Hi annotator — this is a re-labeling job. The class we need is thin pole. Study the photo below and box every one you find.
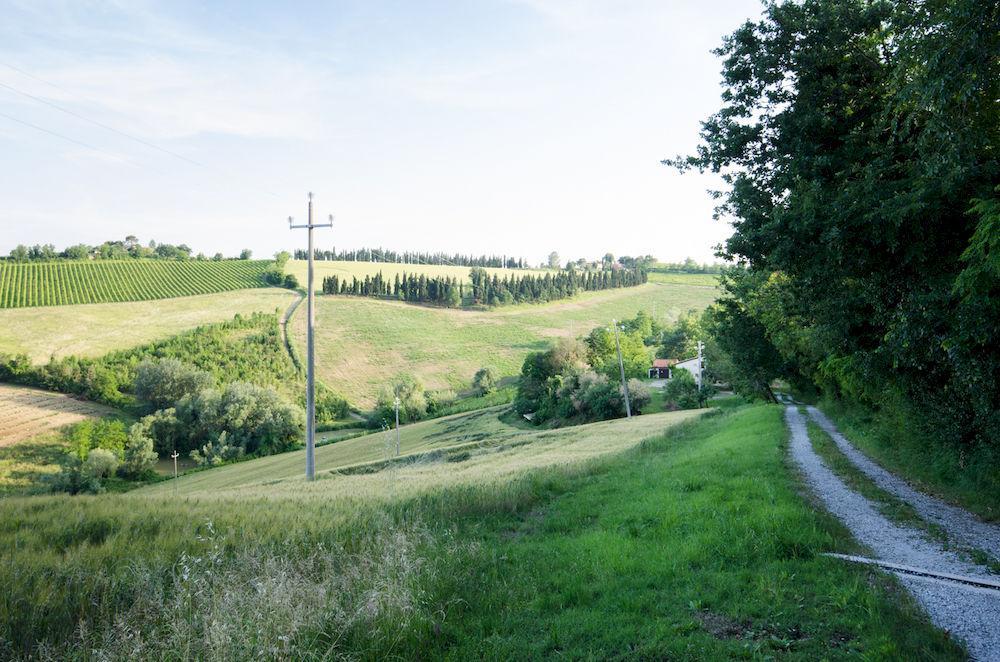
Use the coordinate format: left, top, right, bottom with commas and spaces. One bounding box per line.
612, 319, 631, 418
394, 396, 401, 456
306, 196, 315, 481
289, 193, 334, 481
171, 450, 179, 494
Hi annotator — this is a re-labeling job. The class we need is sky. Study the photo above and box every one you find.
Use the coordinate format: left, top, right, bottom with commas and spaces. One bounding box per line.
0, 0, 763, 266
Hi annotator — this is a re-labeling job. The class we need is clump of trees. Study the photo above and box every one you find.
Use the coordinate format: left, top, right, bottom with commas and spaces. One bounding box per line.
50, 418, 158, 494
295, 246, 527, 269
468, 266, 646, 306
369, 374, 428, 428
671, 0, 999, 448
473, 366, 499, 395
4, 236, 251, 262
323, 272, 462, 307
513, 310, 661, 427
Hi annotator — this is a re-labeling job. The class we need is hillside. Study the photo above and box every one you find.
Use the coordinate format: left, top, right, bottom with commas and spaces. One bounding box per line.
291, 275, 717, 406
0, 289, 295, 362
0, 259, 272, 308
0, 402, 961, 659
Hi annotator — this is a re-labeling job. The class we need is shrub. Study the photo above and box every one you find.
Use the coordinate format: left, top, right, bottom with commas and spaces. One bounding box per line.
190, 431, 245, 467
83, 448, 119, 479
625, 378, 651, 413
122, 423, 158, 477
663, 368, 701, 410
316, 388, 350, 424
472, 366, 499, 395
282, 274, 300, 289
370, 374, 427, 427
47, 455, 102, 495
134, 358, 213, 411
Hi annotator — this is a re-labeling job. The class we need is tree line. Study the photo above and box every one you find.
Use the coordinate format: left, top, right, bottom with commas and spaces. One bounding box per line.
322, 266, 647, 308
673, 0, 998, 452
6, 236, 254, 262
295, 246, 527, 269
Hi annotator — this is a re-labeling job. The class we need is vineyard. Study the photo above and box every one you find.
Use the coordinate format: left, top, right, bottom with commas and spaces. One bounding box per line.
0, 260, 271, 308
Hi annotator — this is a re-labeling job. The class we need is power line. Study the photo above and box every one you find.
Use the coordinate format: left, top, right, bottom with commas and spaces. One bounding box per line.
0, 61, 286, 200
0, 79, 206, 167
0, 109, 138, 166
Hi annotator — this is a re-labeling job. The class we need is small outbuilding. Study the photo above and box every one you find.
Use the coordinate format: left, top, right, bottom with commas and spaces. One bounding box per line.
648, 358, 677, 379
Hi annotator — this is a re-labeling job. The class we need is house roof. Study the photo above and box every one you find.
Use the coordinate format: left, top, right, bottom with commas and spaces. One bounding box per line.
651, 358, 677, 368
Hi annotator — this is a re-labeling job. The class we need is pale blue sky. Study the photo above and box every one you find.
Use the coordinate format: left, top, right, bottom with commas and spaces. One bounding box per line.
0, 0, 762, 264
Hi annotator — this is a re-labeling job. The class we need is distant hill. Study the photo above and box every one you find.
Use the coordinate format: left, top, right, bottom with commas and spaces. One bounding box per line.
0, 259, 272, 308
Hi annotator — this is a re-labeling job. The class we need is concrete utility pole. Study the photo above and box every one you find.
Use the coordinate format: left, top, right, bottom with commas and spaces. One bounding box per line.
612, 319, 632, 418
289, 193, 333, 481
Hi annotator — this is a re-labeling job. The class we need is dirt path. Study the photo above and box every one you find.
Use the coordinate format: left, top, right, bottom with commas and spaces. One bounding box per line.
807, 406, 1000, 563
784, 406, 1000, 660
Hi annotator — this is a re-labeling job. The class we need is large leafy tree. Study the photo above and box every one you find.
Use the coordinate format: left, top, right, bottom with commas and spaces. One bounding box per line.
674, 0, 999, 445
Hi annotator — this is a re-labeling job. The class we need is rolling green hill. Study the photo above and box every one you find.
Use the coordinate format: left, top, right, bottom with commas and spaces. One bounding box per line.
291, 277, 718, 406
0, 289, 296, 362
0, 259, 272, 308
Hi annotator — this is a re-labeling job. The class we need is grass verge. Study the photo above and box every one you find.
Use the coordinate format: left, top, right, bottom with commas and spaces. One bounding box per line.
819, 397, 1000, 523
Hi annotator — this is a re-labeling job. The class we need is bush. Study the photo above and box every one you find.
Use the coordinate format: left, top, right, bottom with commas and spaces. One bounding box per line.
48, 455, 102, 495
190, 431, 245, 467
663, 369, 702, 410
134, 358, 214, 411
370, 374, 427, 427
625, 378, 651, 413
315, 388, 350, 424
66, 419, 128, 461
122, 424, 158, 477
282, 274, 299, 289
83, 448, 119, 479
472, 366, 499, 395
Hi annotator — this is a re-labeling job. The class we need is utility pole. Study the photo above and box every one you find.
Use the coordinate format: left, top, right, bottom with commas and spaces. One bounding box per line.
696, 340, 705, 391
612, 319, 632, 418
394, 396, 401, 456
289, 193, 333, 481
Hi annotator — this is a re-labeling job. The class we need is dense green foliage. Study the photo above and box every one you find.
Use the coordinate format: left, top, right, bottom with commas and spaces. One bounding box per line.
675, 0, 999, 445
468, 266, 647, 306
0, 313, 348, 421
369, 374, 428, 428
472, 366, 499, 395
0, 405, 962, 659
0, 259, 272, 308
5, 235, 228, 262
134, 382, 304, 461
322, 266, 647, 308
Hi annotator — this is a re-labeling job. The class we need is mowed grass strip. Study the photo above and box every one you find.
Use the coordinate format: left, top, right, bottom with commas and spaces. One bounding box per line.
292, 279, 718, 407
0, 259, 272, 309
0, 288, 296, 362
0, 404, 962, 659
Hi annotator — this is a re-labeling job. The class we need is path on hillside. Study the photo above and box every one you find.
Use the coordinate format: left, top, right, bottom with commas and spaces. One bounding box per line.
784, 406, 1000, 660
279, 291, 305, 371
806, 406, 1000, 563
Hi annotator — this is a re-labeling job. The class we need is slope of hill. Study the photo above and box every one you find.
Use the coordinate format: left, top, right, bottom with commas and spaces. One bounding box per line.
0, 259, 272, 308
0, 288, 295, 362
0, 403, 961, 659
291, 278, 717, 406
139, 406, 705, 496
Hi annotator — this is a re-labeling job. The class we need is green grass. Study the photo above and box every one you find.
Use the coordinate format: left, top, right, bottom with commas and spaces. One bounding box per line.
0, 259, 274, 309
0, 432, 65, 497
292, 279, 717, 407
0, 288, 296, 362
138, 406, 705, 496
0, 403, 961, 659
819, 397, 1000, 523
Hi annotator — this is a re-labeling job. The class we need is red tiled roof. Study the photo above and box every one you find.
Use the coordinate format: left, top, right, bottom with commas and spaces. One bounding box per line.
652, 358, 677, 368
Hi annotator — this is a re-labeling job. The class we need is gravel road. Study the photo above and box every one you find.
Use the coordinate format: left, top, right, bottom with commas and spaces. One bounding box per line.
807, 406, 1000, 563
784, 406, 1000, 660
